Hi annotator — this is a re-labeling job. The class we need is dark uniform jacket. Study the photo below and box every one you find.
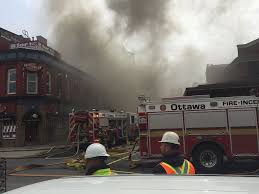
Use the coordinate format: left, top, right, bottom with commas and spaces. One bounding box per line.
152, 153, 184, 174
85, 163, 110, 175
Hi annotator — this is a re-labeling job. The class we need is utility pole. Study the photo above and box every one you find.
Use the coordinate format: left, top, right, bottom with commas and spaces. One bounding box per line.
0, 158, 6, 193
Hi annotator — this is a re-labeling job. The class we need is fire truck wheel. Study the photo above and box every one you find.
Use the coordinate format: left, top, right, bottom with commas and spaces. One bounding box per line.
192, 144, 223, 173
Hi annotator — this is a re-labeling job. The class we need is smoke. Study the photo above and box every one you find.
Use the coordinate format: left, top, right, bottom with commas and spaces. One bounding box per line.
107, 0, 176, 34
43, 0, 259, 110
44, 0, 175, 110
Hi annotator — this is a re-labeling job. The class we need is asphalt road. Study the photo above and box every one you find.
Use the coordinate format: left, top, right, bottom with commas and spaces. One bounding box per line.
6, 158, 81, 191
4, 154, 259, 191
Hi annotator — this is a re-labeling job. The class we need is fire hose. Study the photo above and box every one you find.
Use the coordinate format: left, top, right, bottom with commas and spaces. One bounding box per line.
128, 138, 140, 169
8, 130, 140, 176
44, 125, 81, 160
7, 126, 82, 175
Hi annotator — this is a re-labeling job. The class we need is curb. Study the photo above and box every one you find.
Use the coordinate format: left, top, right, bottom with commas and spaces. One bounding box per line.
0, 145, 67, 152
1, 151, 49, 159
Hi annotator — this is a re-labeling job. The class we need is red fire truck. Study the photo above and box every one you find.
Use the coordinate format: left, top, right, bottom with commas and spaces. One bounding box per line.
68, 110, 138, 148
137, 95, 259, 172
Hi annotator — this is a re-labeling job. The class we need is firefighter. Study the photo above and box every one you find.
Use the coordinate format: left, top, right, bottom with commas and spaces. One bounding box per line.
84, 143, 114, 176
153, 131, 195, 175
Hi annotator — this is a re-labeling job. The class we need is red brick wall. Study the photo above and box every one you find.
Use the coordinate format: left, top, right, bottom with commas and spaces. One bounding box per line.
2, 63, 16, 97
16, 103, 25, 146
0, 38, 10, 51
0, 61, 92, 106
0, 62, 58, 97
0, 64, 4, 96
16, 63, 24, 96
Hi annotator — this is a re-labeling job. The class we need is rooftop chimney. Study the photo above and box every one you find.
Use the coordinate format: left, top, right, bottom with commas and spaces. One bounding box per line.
36, 36, 47, 45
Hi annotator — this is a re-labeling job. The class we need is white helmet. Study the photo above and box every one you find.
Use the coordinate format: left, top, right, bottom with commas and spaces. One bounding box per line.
84, 143, 110, 159
159, 131, 180, 145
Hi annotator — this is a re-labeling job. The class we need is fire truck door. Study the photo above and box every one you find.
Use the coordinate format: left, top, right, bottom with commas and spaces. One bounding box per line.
147, 112, 184, 156
228, 108, 259, 155
184, 110, 228, 155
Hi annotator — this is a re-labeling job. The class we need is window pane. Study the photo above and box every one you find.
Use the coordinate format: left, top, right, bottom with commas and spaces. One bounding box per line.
9, 69, 16, 81
28, 82, 36, 93
9, 83, 16, 93
7, 69, 16, 94
27, 72, 38, 94
27, 73, 37, 81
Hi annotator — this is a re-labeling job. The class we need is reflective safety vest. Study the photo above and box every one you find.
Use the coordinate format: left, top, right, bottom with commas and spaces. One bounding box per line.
159, 160, 195, 175
93, 168, 113, 176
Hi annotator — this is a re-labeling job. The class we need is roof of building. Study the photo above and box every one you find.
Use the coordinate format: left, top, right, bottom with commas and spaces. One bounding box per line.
237, 37, 259, 48
0, 48, 95, 81
184, 81, 259, 96
0, 27, 96, 82
0, 27, 24, 42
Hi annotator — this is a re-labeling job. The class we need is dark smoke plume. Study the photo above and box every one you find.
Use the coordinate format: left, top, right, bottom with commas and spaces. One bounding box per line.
45, 0, 176, 111
107, 0, 174, 34
43, 0, 248, 110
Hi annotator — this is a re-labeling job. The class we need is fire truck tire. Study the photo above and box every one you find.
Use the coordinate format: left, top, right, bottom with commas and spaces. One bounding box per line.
192, 144, 223, 173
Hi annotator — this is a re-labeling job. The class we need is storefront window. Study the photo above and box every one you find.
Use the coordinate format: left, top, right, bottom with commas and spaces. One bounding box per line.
1, 119, 16, 139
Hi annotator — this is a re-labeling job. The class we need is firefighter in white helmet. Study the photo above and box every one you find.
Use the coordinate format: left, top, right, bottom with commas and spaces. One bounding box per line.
84, 143, 114, 176
153, 131, 195, 175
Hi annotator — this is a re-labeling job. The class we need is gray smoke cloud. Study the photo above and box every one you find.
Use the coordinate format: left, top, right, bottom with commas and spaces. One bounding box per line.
43, 0, 259, 110
107, 0, 175, 34
44, 0, 176, 111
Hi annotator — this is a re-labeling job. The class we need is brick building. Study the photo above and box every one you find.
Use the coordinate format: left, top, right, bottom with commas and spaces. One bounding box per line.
184, 38, 259, 97
0, 28, 102, 147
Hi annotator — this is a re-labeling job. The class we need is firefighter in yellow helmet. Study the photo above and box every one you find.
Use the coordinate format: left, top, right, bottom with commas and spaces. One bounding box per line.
84, 143, 115, 176
153, 131, 195, 175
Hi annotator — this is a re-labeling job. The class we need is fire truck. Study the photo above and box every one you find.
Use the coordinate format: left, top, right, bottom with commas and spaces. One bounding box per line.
137, 95, 259, 172
68, 110, 138, 148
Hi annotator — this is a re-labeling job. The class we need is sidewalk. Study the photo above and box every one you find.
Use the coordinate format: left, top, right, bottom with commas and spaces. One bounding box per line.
0, 144, 67, 159
0, 150, 46, 159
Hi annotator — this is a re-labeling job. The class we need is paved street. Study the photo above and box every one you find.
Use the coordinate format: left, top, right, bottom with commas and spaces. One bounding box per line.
2, 145, 259, 191
6, 158, 81, 191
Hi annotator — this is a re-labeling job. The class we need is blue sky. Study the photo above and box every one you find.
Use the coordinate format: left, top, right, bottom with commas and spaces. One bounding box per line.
0, 0, 46, 37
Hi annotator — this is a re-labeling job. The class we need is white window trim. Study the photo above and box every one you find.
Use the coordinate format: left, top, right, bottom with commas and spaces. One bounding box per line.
26, 72, 38, 94
7, 69, 16, 95
47, 72, 52, 94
